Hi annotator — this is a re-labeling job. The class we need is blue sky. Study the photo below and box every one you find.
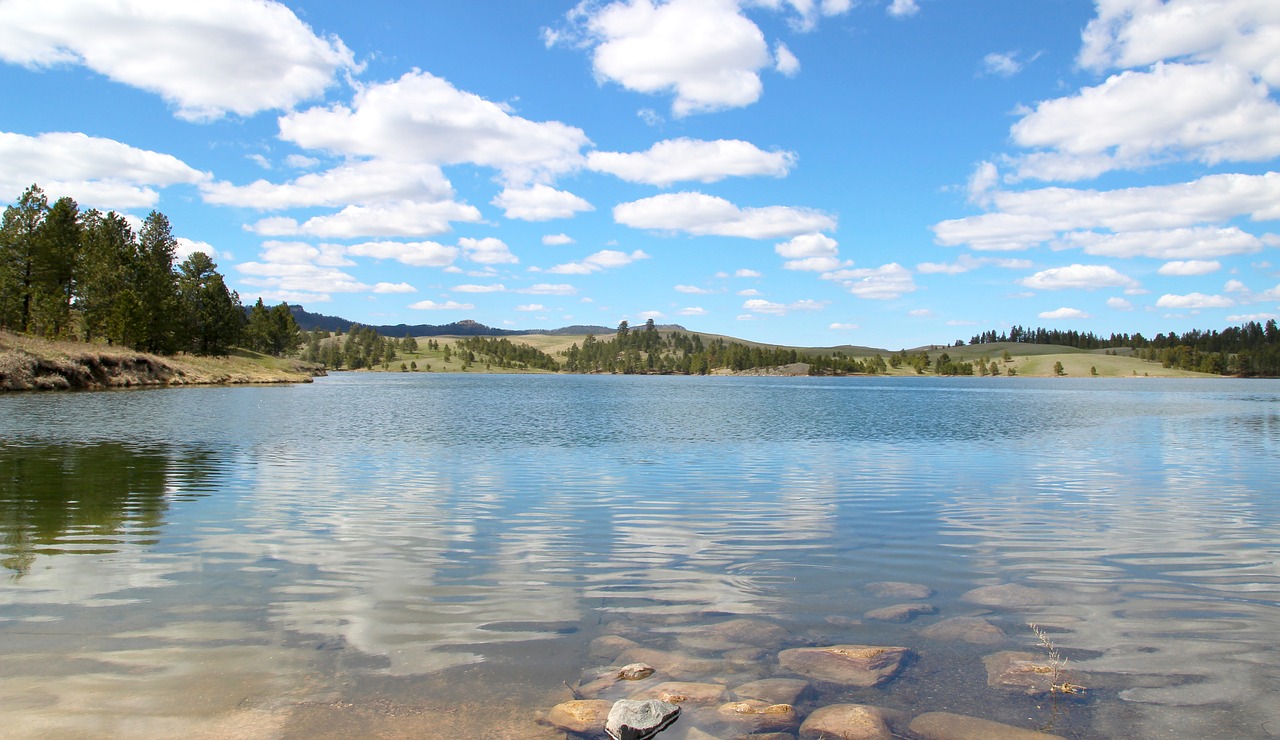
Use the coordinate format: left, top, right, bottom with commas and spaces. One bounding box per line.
2, 0, 1278, 349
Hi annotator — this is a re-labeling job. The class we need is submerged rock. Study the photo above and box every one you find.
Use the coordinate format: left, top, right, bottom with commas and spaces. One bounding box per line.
864, 603, 937, 623
632, 681, 728, 707
546, 699, 612, 734
592, 635, 642, 661
909, 711, 1065, 739
982, 651, 1062, 695
777, 645, 910, 687
865, 581, 934, 599
798, 703, 906, 739
715, 700, 798, 733
606, 699, 681, 740
961, 583, 1054, 608
616, 647, 720, 680
677, 618, 789, 652
732, 677, 811, 705
618, 662, 656, 681
919, 616, 1007, 645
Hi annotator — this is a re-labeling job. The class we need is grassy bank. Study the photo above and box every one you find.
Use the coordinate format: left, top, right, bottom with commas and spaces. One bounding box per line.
0, 331, 322, 391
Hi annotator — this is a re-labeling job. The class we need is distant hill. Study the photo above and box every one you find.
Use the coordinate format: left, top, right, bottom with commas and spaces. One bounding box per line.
285, 305, 686, 338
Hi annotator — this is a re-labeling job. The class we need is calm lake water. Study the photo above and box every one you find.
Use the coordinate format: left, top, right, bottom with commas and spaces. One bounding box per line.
2, 374, 1279, 738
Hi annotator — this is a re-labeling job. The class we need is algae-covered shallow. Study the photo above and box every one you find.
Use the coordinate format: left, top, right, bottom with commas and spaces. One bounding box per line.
1, 374, 1278, 738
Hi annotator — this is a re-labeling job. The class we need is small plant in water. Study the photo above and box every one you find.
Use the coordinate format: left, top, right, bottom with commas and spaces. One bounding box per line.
1030, 623, 1085, 696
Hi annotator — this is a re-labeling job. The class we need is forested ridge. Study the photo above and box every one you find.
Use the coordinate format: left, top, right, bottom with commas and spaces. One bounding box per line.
970, 323, 1280, 376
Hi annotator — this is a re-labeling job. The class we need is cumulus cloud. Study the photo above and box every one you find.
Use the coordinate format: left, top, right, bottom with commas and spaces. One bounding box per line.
1155, 292, 1235, 309
774, 42, 800, 76
236, 261, 371, 296
775, 233, 850, 271
346, 240, 459, 267
916, 254, 1032, 274
452, 283, 507, 293
679, 306, 707, 316
1039, 307, 1092, 319
675, 285, 715, 294
492, 184, 593, 221
0, 0, 357, 121
373, 282, 416, 294
981, 51, 1033, 78
542, 233, 576, 245
279, 70, 590, 185
557, 0, 771, 117
515, 303, 546, 312
587, 138, 795, 186
822, 263, 918, 299
408, 299, 475, 311
459, 237, 519, 265
736, 269, 763, 278
742, 298, 827, 316
202, 160, 454, 210
887, 0, 920, 18
545, 249, 650, 274
175, 238, 219, 262
519, 283, 578, 295
1158, 259, 1222, 276
1107, 297, 1134, 311
249, 200, 483, 238
615, 191, 836, 238
1018, 264, 1139, 291
0, 131, 208, 209
829, 322, 859, 330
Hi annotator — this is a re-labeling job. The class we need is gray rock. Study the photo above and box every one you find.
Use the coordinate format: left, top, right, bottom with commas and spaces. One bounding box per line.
732, 677, 811, 705
961, 584, 1054, 607
606, 699, 682, 740
919, 616, 1007, 644
982, 651, 1061, 695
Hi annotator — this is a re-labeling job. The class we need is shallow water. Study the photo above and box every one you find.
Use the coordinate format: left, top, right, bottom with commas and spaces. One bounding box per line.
2, 374, 1279, 738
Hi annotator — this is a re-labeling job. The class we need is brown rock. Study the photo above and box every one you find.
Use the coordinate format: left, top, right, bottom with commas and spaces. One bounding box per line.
546, 699, 611, 734
732, 677, 811, 705
909, 711, 1065, 739
617, 647, 721, 681
632, 681, 729, 707
677, 618, 790, 652
618, 662, 656, 681
961, 584, 1054, 608
716, 700, 798, 733
798, 704, 905, 739
864, 603, 937, 623
865, 581, 934, 599
777, 645, 910, 687
919, 616, 1007, 645
825, 615, 862, 628
982, 651, 1060, 695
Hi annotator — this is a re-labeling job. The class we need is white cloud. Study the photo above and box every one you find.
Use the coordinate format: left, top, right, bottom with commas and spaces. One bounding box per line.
0, 0, 357, 121
515, 303, 546, 312
0, 131, 208, 209
257, 240, 352, 266
887, 0, 920, 18
1155, 292, 1235, 309
776, 233, 838, 259
174, 238, 219, 262
460, 237, 519, 265
908, 308, 934, 317
1158, 259, 1222, 276
738, 288, 762, 296
615, 191, 835, 238
981, 51, 1027, 78
519, 283, 578, 295
1228, 312, 1280, 322
736, 269, 763, 278
822, 263, 918, 300
347, 240, 459, 267
279, 70, 589, 185
546, 249, 650, 275
251, 200, 483, 238
1039, 307, 1092, 319
587, 138, 795, 186
916, 254, 1032, 274
1018, 264, 1139, 291
285, 154, 320, 169
1107, 297, 1134, 311
774, 42, 800, 77
202, 160, 454, 210
563, 0, 771, 117
829, 322, 859, 330
784, 257, 850, 272
237, 261, 371, 296
452, 283, 507, 293
679, 306, 707, 316
967, 160, 1000, 206
542, 233, 575, 245
408, 299, 475, 311
742, 298, 826, 316
675, 285, 715, 294
373, 282, 416, 294
1009, 62, 1280, 180
637, 310, 665, 320
492, 184, 593, 221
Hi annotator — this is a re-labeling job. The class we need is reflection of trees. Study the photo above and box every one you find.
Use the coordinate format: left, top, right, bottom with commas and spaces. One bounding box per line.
0, 443, 194, 578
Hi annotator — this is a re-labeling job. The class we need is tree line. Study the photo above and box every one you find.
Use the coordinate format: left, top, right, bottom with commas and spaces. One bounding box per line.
970, 321, 1280, 376
1, 184, 301, 357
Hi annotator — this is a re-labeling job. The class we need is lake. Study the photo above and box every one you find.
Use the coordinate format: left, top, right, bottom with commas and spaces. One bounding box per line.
2, 374, 1279, 738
